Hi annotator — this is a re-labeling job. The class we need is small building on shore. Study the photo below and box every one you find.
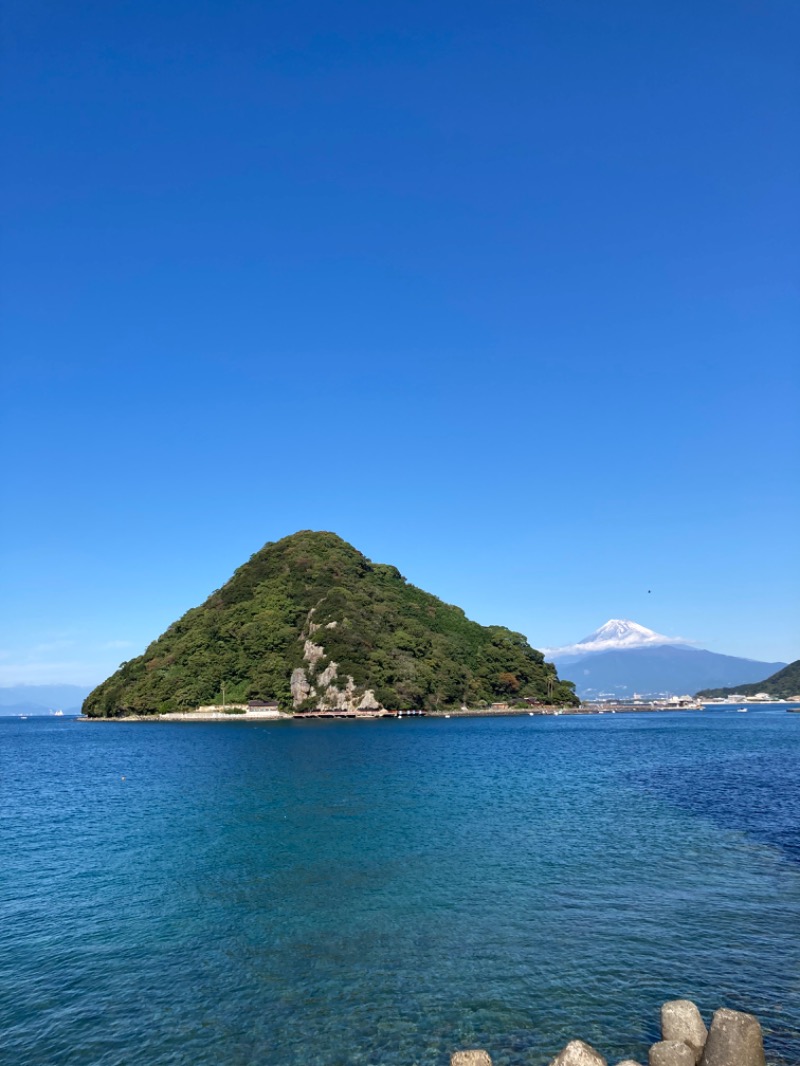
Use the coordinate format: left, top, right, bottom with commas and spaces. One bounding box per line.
247, 699, 280, 712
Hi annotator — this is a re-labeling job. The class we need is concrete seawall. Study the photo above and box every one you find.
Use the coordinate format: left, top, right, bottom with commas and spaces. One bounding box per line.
79, 710, 290, 721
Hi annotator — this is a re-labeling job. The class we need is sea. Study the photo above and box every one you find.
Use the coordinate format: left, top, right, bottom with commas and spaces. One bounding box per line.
1, 707, 799, 1066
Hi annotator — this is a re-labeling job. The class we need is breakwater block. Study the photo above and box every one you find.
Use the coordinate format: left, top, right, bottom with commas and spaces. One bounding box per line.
452, 1000, 768, 1066
661, 1001, 708, 1063
650, 1041, 695, 1066
549, 1039, 607, 1066
699, 1008, 766, 1066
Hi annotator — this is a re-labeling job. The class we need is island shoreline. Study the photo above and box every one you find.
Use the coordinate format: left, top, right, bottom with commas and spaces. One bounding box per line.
77, 703, 716, 722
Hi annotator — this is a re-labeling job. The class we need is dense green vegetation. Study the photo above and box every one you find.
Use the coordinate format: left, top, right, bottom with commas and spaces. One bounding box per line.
83, 531, 577, 717
698, 658, 800, 699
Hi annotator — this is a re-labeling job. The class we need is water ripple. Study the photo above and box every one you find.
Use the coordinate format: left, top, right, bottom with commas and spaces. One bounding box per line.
1, 711, 798, 1064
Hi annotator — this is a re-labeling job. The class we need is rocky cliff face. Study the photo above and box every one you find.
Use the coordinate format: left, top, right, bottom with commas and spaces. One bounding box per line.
291, 611, 382, 711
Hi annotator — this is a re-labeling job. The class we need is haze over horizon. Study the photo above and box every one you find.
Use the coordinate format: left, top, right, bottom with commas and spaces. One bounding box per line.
2, 2, 798, 685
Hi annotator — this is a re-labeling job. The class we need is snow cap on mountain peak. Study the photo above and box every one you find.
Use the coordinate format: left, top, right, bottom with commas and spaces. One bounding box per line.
579, 619, 664, 646
545, 619, 691, 659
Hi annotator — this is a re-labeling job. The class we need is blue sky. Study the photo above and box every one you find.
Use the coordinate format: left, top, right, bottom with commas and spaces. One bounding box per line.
2, 0, 798, 685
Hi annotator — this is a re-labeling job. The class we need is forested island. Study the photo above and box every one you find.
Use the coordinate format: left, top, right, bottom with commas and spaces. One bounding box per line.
698, 657, 800, 700
83, 531, 577, 718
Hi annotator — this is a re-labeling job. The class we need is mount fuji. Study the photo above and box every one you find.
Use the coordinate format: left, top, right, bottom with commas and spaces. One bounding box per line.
546, 619, 688, 661
546, 620, 786, 699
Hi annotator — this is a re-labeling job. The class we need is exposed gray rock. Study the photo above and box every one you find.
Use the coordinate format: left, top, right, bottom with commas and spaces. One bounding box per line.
616, 1061, 644, 1066
700, 1008, 765, 1066
303, 638, 325, 666
550, 1040, 608, 1066
317, 676, 357, 710
290, 667, 310, 706
661, 1000, 707, 1062
317, 661, 338, 688
294, 619, 384, 712
451, 1053, 492, 1066
649, 1042, 695, 1066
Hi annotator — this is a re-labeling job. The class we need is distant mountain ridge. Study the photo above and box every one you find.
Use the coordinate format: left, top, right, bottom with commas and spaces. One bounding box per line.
698, 659, 800, 700
549, 620, 786, 699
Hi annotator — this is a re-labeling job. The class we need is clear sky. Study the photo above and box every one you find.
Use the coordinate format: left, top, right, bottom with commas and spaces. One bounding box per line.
2, 0, 798, 686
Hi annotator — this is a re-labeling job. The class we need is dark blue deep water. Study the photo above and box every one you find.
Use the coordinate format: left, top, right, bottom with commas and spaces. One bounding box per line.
1, 709, 799, 1065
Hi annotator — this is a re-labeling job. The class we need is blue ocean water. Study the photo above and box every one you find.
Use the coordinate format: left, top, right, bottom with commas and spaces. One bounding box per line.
1, 709, 798, 1066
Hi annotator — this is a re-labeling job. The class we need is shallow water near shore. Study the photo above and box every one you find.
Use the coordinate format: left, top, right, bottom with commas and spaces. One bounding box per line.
1, 709, 799, 1065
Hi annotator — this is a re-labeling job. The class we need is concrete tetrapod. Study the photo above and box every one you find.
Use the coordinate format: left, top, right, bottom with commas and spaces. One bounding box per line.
449, 1000, 771, 1066
699, 1008, 766, 1066
661, 1001, 708, 1064
649, 1041, 696, 1066
549, 1039, 608, 1066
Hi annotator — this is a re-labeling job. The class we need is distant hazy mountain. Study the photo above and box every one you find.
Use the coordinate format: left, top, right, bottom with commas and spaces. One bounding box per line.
548, 620, 786, 699
0, 684, 91, 715
698, 658, 800, 700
